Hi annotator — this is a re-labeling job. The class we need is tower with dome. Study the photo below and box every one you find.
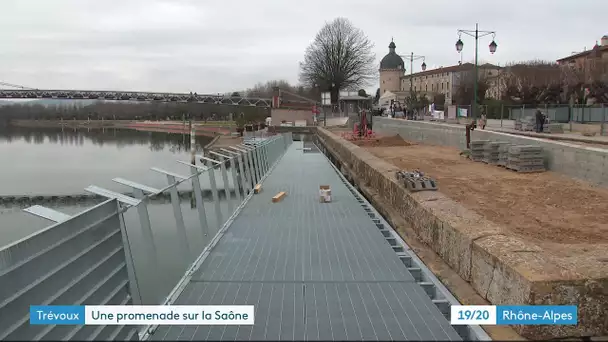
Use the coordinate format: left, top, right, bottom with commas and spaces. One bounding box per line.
379, 39, 405, 96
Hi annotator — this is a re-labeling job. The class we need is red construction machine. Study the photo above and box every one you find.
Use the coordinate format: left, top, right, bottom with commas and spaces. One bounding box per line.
341, 110, 376, 141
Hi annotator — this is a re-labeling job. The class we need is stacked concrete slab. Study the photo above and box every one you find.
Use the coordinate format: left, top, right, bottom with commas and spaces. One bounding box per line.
469, 140, 489, 161
482, 141, 511, 164
547, 123, 564, 133
497, 142, 512, 166
507, 145, 546, 172
514, 117, 536, 131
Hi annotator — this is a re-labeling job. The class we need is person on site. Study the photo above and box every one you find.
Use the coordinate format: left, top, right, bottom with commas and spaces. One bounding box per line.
479, 113, 487, 130
535, 110, 543, 133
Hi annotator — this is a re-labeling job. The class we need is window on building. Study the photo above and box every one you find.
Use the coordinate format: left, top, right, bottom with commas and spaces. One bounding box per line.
425, 84, 428, 91
442, 83, 444, 90
447, 82, 450, 89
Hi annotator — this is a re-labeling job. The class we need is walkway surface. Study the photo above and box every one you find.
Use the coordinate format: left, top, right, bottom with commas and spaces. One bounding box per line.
150, 142, 462, 341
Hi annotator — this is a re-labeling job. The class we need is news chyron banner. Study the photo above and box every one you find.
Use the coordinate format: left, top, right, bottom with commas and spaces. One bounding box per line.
450, 305, 577, 325
30, 306, 255, 325
30, 304, 577, 326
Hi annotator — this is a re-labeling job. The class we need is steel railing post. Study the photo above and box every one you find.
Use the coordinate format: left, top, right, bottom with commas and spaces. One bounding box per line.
222, 148, 248, 199
131, 188, 159, 292
189, 166, 210, 240
246, 148, 258, 185
166, 174, 191, 264
204, 158, 224, 232
217, 155, 234, 214
252, 146, 262, 182
228, 154, 243, 202
117, 210, 144, 306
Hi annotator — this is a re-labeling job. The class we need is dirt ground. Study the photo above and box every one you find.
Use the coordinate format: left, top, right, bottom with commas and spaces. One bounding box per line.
351, 135, 415, 147
360, 138, 608, 247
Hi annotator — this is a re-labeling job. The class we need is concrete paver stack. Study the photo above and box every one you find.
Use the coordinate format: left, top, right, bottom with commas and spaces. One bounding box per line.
506, 145, 546, 172
547, 123, 564, 133
482, 141, 510, 165
497, 142, 512, 166
469, 140, 489, 161
514, 117, 536, 131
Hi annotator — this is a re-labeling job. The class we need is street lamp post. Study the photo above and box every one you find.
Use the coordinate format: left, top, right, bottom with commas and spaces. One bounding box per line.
399, 53, 427, 117
407, 52, 427, 96
455, 23, 497, 120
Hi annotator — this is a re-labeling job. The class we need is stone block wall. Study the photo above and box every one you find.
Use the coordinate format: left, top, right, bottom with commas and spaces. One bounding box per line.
371, 117, 608, 186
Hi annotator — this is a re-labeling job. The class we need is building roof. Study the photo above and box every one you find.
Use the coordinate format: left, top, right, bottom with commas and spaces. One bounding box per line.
400, 62, 501, 78
557, 44, 608, 62
380, 40, 405, 70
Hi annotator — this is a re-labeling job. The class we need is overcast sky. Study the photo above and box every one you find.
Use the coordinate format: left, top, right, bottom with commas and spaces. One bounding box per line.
0, 0, 605, 95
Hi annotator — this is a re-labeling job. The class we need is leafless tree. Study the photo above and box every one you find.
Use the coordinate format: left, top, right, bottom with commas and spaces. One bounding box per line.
453, 71, 490, 106
498, 60, 563, 104
244, 80, 295, 98
498, 59, 608, 105
299, 17, 375, 104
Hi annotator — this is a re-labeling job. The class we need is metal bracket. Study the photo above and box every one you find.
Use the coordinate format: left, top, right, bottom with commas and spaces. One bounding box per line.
219, 148, 240, 156
150, 167, 188, 180
209, 151, 231, 160
177, 160, 209, 171
197, 155, 221, 165
112, 178, 161, 194
228, 146, 248, 153
23, 205, 71, 223
85, 185, 141, 206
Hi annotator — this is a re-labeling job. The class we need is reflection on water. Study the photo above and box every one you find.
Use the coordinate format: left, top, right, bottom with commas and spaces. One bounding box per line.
0, 126, 215, 196
0, 126, 246, 303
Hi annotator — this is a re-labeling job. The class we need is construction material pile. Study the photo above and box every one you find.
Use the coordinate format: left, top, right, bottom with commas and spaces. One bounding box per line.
506, 145, 546, 173
497, 142, 512, 166
395, 170, 438, 192
469, 140, 490, 161
482, 141, 511, 165
547, 123, 564, 133
514, 117, 536, 131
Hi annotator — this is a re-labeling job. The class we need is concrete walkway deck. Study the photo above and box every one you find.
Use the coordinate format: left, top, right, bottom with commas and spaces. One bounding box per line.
150, 142, 462, 341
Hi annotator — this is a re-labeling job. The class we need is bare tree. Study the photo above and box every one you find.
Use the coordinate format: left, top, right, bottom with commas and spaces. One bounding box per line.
244, 80, 295, 98
453, 71, 490, 106
498, 60, 563, 105
299, 17, 375, 104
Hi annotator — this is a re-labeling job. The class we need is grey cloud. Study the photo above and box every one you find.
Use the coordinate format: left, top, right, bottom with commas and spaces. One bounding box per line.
0, 0, 606, 94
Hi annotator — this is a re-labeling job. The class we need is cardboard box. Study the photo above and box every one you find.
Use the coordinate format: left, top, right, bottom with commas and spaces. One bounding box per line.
254, 184, 262, 194
319, 185, 332, 203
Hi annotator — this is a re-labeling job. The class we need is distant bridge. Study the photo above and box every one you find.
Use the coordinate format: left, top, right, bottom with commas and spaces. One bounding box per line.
0, 89, 273, 107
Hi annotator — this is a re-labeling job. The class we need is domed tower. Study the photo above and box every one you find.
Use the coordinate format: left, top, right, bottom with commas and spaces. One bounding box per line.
379, 39, 405, 96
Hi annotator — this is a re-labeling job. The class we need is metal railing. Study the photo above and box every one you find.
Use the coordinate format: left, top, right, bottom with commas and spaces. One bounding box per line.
0, 133, 293, 340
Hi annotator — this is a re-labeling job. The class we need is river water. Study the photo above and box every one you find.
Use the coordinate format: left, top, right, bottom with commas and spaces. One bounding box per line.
0, 126, 244, 303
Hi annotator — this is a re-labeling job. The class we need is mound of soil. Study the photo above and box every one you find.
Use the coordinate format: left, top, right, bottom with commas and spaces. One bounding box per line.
352, 134, 414, 147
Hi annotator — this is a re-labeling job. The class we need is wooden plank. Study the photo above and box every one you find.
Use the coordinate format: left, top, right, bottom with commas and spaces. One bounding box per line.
272, 191, 287, 203
254, 184, 262, 194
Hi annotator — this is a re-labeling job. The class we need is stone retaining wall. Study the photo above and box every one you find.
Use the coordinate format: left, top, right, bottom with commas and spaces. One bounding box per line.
316, 128, 608, 340
371, 117, 608, 186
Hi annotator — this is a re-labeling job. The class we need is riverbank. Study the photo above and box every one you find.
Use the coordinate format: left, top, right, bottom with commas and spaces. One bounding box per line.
10, 119, 236, 137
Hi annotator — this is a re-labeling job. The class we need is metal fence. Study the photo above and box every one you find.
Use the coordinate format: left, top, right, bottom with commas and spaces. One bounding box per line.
0, 133, 293, 340
441, 104, 608, 124
505, 104, 608, 123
